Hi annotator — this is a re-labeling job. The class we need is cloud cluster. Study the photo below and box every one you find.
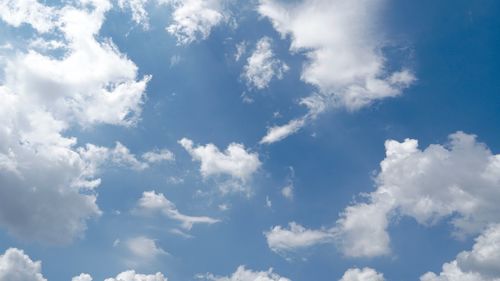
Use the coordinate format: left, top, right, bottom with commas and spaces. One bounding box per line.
136, 190, 220, 229
339, 268, 385, 281
0, 0, 150, 243
263, 132, 500, 263
243, 37, 288, 90
0, 248, 46, 281
257, 0, 415, 143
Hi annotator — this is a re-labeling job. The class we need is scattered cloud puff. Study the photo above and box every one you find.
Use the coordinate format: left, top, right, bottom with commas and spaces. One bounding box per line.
243, 37, 288, 90
264, 222, 334, 254
125, 236, 168, 260
0, 0, 150, 243
260, 117, 306, 145
166, 0, 230, 45
420, 224, 500, 281
118, 0, 150, 28
199, 265, 291, 281
257, 0, 415, 143
0, 248, 46, 281
104, 270, 168, 281
234, 41, 247, 61
281, 185, 293, 200
339, 268, 385, 281
179, 138, 261, 194
72, 273, 93, 281
136, 190, 220, 229
142, 148, 175, 163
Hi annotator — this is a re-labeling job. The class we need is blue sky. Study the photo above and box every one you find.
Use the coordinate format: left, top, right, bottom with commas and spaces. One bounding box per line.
0, 0, 500, 281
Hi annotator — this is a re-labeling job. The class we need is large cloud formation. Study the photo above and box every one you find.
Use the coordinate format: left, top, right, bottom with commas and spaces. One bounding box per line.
264, 132, 500, 260
258, 0, 415, 143
0, 0, 150, 243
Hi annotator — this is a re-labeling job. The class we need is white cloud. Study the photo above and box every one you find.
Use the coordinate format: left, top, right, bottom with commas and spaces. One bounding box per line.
178, 138, 261, 193
166, 0, 229, 45
199, 265, 291, 281
257, 0, 415, 143
260, 117, 306, 145
243, 37, 288, 90
340, 268, 385, 281
258, 0, 415, 111
118, 0, 150, 28
281, 185, 293, 200
72, 273, 93, 281
234, 41, 247, 61
264, 222, 334, 254
142, 149, 175, 163
420, 224, 500, 281
335, 132, 500, 257
125, 236, 167, 260
104, 270, 168, 281
0, 248, 47, 281
136, 190, 220, 229
0, 0, 151, 243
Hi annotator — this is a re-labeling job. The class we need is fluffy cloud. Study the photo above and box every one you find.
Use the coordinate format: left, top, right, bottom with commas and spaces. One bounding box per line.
118, 0, 150, 28
72, 274, 93, 281
179, 138, 261, 193
0, 0, 150, 243
0, 248, 47, 281
166, 0, 230, 45
125, 236, 167, 260
257, 0, 415, 143
264, 132, 500, 259
335, 132, 500, 257
420, 224, 500, 281
104, 271, 168, 281
264, 222, 333, 254
243, 37, 288, 90
339, 268, 385, 281
200, 265, 291, 281
136, 190, 220, 229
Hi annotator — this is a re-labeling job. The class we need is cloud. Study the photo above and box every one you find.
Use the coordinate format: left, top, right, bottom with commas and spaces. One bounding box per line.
420, 224, 500, 281
136, 190, 220, 229
339, 268, 385, 281
142, 149, 175, 163
198, 265, 291, 281
166, 0, 230, 45
243, 37, 288, 90
257, 0, 415, 143
72, 274, 93, 281
0, 0, 151, 243
234, 41, 247, 61
103, 270, 168, 281
281, 185, 293, 200
264, 222, 334, 254
178, 138, 261, 193
335, 132, 500, 257
0, 248, 47, 281
260, 118, 306, 145
125, 236, 168, 260
118, 0, 150, 28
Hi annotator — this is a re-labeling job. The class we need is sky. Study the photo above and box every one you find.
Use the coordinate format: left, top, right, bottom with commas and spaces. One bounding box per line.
0, 0, 499, 281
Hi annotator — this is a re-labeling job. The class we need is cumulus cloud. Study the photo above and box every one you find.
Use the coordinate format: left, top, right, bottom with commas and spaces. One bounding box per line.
257, 0, 415, 143
335, 132, 500, 257
104, 270, 168, 281
136, 190, 220, 229
264, 222, 334, 254
420, 224, 500, 281
0, 248, 47, 281
125, 236, 168, 260
166, 0, 230, 45
243, 37, 288, 90
72, 273, 93, 281
199, 265, 291, 281
0, 0, 151, 243
340, 268, 385, 281
179, 138, 261, 193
